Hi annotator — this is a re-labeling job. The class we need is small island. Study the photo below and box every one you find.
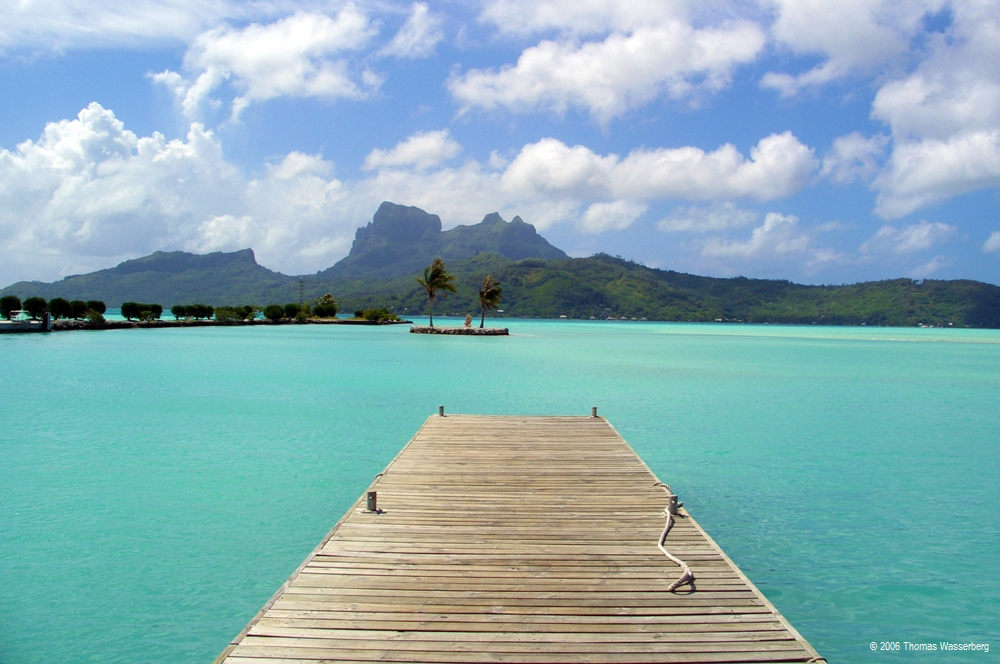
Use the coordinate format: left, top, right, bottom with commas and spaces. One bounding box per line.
410, 326, 508, 335
409, 260, 508, 336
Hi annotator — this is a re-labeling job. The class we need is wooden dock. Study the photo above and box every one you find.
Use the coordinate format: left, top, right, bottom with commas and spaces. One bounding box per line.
216, 414, 822, 663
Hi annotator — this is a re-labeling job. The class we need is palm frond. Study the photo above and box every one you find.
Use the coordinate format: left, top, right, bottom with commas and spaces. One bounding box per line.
478, 274, 503, 309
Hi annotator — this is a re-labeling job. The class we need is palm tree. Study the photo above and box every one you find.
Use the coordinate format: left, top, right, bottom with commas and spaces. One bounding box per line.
477, 274, 503, 328
416, 258, 456, 327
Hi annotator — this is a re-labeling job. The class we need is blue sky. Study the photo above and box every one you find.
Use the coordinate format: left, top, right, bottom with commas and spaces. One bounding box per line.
1, 0, 998, 286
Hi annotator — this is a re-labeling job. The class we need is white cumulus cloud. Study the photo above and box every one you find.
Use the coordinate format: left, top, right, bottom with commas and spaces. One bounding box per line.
860, 220, 957, 255
762, 0, 944, 96
870, 2, 1000, 218
155, 8, 380, 120
183, 149, 356, 262
363, 130, 461, 171
820, 132, 889, 184
615, 132, 816, 200
501, 132, 815, 201
874, 131, 1000, 218
579, 201, 647, 233
380, 2, 443, 58
0, 0, 256, 51
478, 0, 688, 36
984, 231, 1000, 253
910, 255, 951, 277
701, 212, 812, 258
449, 20, 765, 123
501, 139, 615, 197
658, 202, 759, 233
1, 103, 238, 282
0, 103, 363, 285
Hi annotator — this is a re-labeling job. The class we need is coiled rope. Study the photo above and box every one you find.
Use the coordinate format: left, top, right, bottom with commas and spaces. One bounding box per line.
654, 482, 695, 592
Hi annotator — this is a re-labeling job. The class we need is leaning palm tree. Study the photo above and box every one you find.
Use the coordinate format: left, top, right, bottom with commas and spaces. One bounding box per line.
477, 274, 503, 328
416, 258, 456, 327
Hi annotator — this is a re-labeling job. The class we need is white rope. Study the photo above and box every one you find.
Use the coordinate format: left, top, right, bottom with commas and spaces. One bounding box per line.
654, 482, 695, 592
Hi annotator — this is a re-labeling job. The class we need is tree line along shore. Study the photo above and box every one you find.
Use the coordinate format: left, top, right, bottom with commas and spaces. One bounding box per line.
0, 293, 407, 329
0, 259, 505, 332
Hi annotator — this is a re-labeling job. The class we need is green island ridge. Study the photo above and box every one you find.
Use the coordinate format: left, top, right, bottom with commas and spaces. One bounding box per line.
3, 201, 999, 328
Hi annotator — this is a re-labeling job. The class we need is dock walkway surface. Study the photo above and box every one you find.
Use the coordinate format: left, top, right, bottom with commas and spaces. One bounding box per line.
216, 414, 822, 664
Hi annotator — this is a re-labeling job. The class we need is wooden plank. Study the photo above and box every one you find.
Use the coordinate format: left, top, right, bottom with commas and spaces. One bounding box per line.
215, 415, 822, 664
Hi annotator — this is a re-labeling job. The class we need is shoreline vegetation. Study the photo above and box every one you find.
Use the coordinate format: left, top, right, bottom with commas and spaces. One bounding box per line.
1, 258, 514, 335
0, 315, 412, 333
54, 316, 411, 331
0, 293, 414, 334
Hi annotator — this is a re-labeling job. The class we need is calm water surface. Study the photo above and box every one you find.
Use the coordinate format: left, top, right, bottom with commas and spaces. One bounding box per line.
2, 320, 998, 662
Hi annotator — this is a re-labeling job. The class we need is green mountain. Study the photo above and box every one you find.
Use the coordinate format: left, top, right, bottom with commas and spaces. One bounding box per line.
320, 201, 567, 279
3, 202, 999, 327
321, 253, 1000, 328
0, 202, 567, 306
1, 249, 298, 305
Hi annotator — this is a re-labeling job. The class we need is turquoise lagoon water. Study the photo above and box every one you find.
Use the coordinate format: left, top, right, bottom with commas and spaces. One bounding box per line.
1, 320, 998, 662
